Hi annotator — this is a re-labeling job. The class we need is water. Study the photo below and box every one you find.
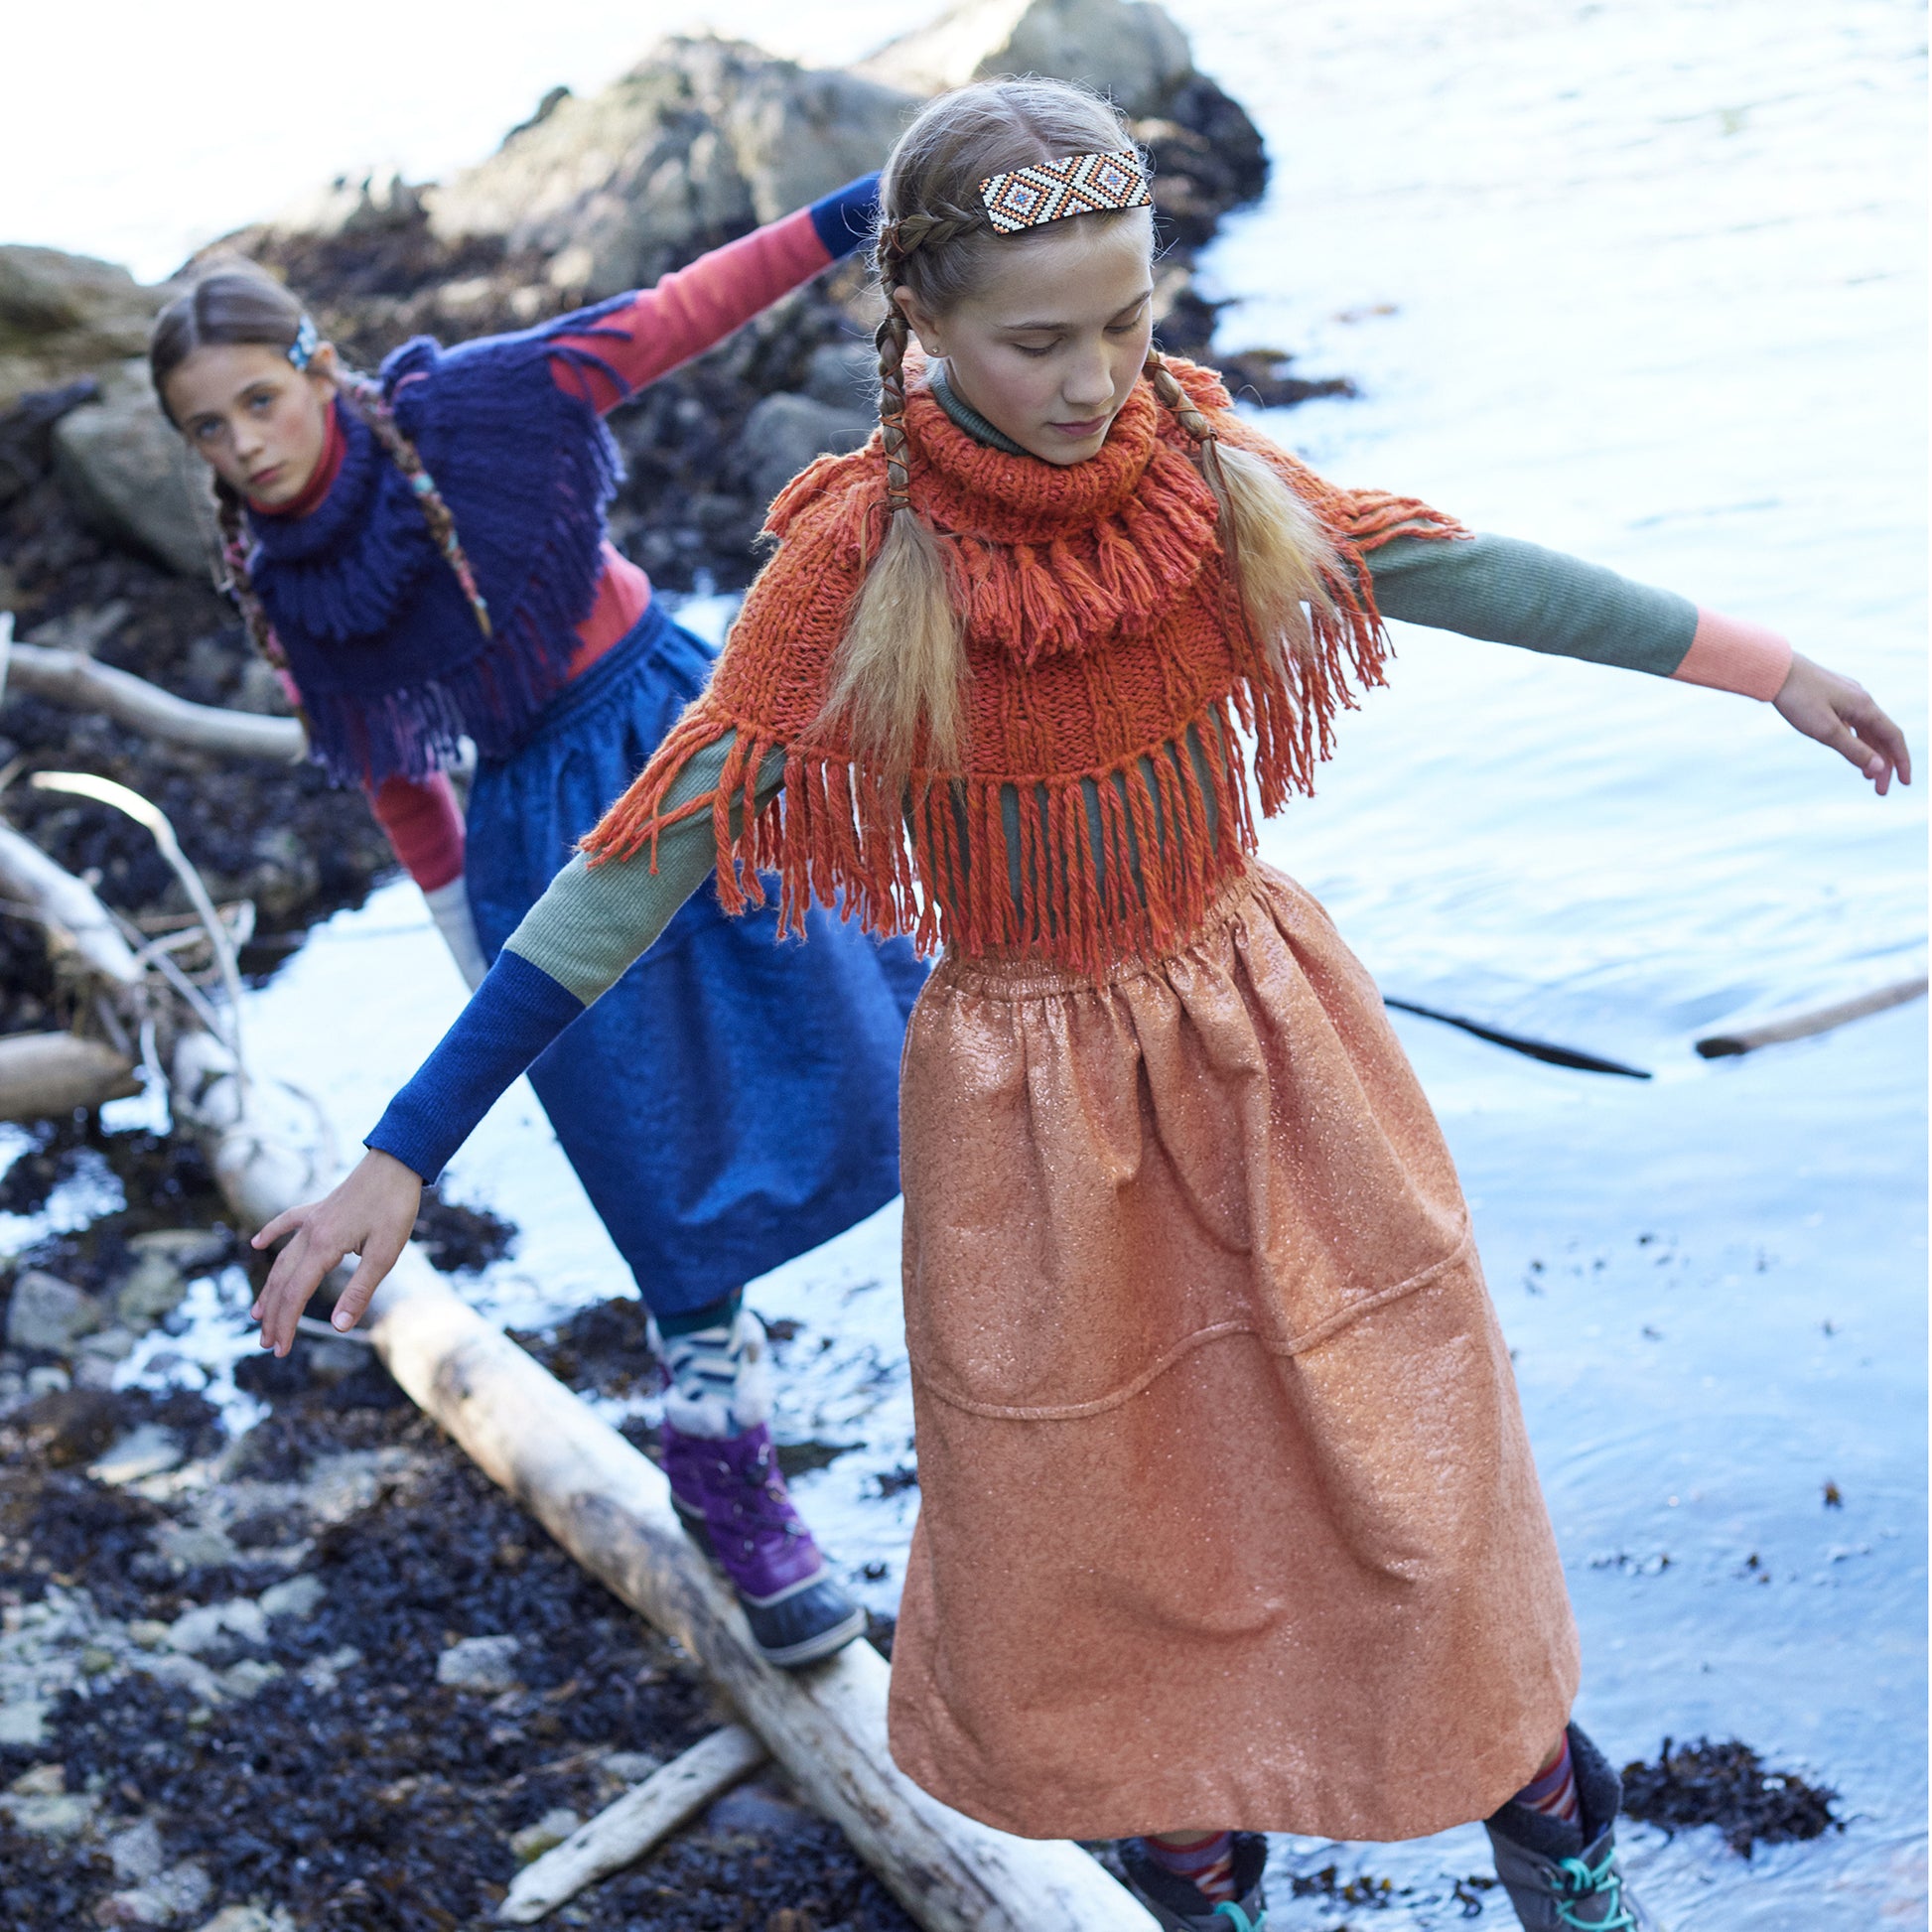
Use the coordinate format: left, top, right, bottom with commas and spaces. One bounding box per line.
27, 0, 1925, 1922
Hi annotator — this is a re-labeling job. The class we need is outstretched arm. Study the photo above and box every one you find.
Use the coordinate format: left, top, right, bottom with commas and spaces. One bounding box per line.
1366, 533, 1910, 791
249, 733, 785, 1350
548, 177, 880, 412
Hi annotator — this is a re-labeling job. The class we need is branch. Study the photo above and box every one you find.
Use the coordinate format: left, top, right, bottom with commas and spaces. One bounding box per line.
1, 630, 304, 763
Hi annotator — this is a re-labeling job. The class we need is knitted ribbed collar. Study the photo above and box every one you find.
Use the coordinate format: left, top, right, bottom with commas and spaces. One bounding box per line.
928, 364, 1029, 458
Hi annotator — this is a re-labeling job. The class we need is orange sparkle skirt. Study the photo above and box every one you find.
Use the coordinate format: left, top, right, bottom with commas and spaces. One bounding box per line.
886, 862, 1579, 1841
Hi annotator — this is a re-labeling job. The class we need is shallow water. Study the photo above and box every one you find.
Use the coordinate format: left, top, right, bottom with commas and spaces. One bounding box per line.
42, 0, 1926, 1922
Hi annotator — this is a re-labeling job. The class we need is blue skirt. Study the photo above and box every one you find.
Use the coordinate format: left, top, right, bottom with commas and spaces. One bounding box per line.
464, 601, 927, 1315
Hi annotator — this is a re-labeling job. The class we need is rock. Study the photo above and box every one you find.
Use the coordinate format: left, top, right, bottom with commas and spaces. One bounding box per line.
9, 1762, 66, 1795
192, 1910, 298, 1932
299, 1644, 361, 1694
5, 1269, 104, 1354
803, 340, 879, 411
114, 1254, 190, 1335
426, 38, 914, 297
88, 1423, 185, 1486
128, 1229, 230, 1271
108, 1817, 166, 1884
0, 246, 162, 413
127, 1620, 172, 1650
24, 1364, 70, 1397
168, 1598, 267, 1655
436, 1632, 521, 1693
52, 357, 212, 578
218, 1658, 284, 1700
856, 0, 1194, 119
601, 1748, 665, 1786
0, 1699, 50, 1747
97, 1861, 211, 1928
0, 1787, 96, 1837
509, 1806, 583, 1864
152, 1521, 242, 1572
256, 1574, 325, 1621
734, 391, 873, 508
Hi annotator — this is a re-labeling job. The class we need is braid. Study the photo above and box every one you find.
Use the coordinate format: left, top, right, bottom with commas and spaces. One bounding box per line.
1144, 348, 1337, 679
874, 303, 914, 517
215, 480, 310, 733
334, 369, 493, 640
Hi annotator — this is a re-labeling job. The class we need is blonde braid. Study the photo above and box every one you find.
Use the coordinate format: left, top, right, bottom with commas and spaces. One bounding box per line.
1144, 347, 1336, 676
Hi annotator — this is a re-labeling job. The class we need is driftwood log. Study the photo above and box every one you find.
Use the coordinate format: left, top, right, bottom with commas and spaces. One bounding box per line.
1695, 975, 1928, 1057
363, 1258, 1160, 1932
500, 1724, 768, 1923
0, 823, 143, 988
0, 1032, 139, 1122
0, 628, 305, 763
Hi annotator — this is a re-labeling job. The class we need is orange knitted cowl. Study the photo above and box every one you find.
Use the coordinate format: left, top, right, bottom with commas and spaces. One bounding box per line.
586, 357, 1462, 975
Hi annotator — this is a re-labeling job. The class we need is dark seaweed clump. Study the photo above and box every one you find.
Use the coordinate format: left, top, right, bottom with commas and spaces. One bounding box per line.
1621, 1737, 1842, 1857
0, 1359, 916, 1931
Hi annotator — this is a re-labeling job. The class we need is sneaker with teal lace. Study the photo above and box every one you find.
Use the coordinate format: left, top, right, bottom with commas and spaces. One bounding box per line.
1118, 1832, 1268, 1931
1484, 1725, 1666, 1930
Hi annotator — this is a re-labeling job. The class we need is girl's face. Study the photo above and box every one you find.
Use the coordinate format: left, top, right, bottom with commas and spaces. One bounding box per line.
164, 342, 338, 506
897, 212, 1156, 467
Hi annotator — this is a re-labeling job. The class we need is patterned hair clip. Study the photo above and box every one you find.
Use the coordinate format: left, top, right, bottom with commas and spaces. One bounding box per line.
978, 151, 1152, 235
287, 315, 320, 370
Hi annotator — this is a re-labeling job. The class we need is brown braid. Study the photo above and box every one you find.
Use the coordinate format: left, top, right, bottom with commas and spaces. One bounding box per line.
214, 479, 309, 730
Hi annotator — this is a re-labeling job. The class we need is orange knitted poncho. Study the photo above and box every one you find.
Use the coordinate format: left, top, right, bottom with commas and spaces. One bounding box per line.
586, 358, 1462, 975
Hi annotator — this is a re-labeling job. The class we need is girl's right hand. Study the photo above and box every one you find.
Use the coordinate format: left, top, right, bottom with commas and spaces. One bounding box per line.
249, 1149, 423, 1356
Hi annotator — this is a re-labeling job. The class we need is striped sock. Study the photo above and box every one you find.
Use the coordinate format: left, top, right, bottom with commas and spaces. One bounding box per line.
1515, 1732, 1582, 1825
650, 1290, 771, 1439
1140, 1831, 1238, 1903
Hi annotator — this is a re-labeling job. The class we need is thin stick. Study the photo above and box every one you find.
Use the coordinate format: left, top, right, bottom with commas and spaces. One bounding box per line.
1695, 976, 1928, 1058
1383, 997, 1653, 1079
499, 1725, 768, 1923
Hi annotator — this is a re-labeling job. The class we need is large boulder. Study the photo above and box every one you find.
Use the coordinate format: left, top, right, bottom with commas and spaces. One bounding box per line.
0, 246, 163, 414
424, 38, 917, 299
855, 0, 1193, 120
51, 357, 212, 578
733, 389, 873, 509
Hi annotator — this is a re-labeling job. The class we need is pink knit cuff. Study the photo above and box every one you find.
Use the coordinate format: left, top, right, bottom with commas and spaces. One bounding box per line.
1673, 608, 1794, 701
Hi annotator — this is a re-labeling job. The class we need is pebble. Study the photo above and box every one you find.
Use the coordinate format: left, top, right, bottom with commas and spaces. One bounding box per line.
0, 1698, 51, 1746
98, 1861, 212, 1927
218, 1659, 285, 1700
168, 1598, 267, 1655
108, 1816, 165, 1883
89, 1423, 185, 1486
4, 1269, 101, 1354
0, 1787, 96, 1837
601, 1748, 665, 1786
255, 1574, 324, 1620
436, 1632, 521, 1693
509, 1807, 583, 1864
300, 1644, 362, 1693
127, 1619, 173, 1650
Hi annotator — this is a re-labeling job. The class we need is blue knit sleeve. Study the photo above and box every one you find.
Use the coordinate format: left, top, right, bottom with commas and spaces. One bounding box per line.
809, 174, 882, 260
366, 950, 586, 1185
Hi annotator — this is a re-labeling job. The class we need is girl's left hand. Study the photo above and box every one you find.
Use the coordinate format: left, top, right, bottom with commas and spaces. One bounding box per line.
1774, 653, 1912, 795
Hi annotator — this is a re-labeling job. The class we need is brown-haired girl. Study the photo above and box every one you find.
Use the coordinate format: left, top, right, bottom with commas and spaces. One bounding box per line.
250, 79, 1908, 1931
154, 184, 930, 1672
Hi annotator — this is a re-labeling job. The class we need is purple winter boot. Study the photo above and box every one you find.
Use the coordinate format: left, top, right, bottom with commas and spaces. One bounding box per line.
660, 1421, 867, 1668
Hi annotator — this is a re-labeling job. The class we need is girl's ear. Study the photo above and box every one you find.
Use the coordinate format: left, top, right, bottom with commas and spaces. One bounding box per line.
893, 285, 948, 359
305, 341, 341, 388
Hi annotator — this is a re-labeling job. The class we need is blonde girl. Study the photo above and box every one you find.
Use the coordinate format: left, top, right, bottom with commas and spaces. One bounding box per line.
251, 79, 1908, 1932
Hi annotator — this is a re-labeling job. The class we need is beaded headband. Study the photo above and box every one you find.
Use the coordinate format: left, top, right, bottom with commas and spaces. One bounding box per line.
978, 151, 1152, 235
287, 315, 320, 370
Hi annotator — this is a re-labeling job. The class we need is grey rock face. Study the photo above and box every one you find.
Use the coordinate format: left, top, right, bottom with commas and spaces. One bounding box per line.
0, 245, 162, 413
426, 38, 915, 298
5, 1270, 104, 1354
856, 0, 1194, 119
52, 359, 213, 579
734, 390, 874, 510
